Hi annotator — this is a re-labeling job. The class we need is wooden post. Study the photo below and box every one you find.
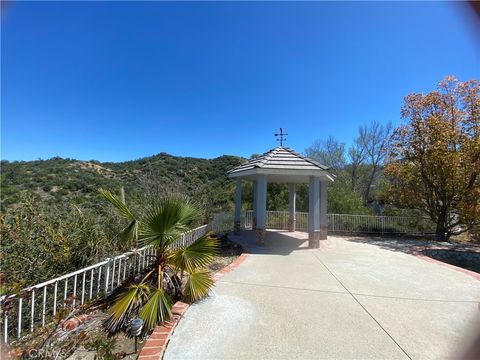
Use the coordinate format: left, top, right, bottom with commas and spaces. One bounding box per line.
252, 181, 257, 230
120, 186, 125, 204
319, 181, 327, 240
308, 176, 320, 248
234, 179, 242, 234
288, 183, 296, 232
255, 175, 267, 244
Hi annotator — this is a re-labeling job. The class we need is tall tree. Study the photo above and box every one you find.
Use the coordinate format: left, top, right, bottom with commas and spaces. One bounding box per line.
359, 120, 392, 203
347, 137, 367, 192
385, 76, 479, 241
304, 137, 373, 214
305, 136, 346, 171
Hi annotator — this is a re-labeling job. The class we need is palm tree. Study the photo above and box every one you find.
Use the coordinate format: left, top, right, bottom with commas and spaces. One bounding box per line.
98, 189, 217, 335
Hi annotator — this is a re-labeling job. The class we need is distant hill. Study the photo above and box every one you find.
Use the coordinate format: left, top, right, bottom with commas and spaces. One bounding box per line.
0, 153, 245, 215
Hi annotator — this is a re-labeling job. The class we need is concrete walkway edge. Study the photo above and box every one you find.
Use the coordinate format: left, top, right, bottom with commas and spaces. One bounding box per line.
138, 253, 250, 360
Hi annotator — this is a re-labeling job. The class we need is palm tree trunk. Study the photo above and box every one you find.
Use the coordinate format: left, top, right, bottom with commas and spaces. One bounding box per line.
158, 264, 162, 288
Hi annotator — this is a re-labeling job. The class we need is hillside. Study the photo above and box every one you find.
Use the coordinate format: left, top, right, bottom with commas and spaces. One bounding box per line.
0, 152, 245, 215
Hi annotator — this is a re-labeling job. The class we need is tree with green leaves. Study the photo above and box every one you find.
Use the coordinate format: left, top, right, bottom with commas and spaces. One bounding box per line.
385, 76, 479, 241
98, 189, 217, 335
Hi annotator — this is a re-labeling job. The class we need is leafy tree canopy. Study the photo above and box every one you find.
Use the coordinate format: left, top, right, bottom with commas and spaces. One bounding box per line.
385, 76, 479, 241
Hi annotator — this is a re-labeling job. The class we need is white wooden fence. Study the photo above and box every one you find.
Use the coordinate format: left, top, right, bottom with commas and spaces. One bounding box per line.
0, 224, 210, 344
242, 210, 435, 235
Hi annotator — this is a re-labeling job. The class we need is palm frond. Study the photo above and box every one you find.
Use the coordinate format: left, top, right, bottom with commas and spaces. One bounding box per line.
138, 288, 172, 334
99, 188, 139, 242
171, 233, 217, 273
140, 194, 200, 248
120, 219, 139, 242
98, 188, 136, 221
182, 269, 215, 302
103, 283, 150, 335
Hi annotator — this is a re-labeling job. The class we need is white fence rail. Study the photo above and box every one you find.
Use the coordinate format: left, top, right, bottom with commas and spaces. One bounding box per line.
327, 213, 434, 234
242, 210, 435, 234
0, 224, 210, 344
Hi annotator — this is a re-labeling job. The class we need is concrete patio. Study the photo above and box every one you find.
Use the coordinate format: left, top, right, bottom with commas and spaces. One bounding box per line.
164, 230, 480, 360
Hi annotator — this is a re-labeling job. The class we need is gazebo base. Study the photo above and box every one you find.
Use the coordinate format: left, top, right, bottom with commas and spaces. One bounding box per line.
255, 228, 266, 245
234, 221, 241, 234
309, 239, 320, 248
309, 230, 327, 248
288, 219, 296, 232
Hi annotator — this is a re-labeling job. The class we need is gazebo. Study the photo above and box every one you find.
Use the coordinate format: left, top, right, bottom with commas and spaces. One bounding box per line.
227, 146, 334, 248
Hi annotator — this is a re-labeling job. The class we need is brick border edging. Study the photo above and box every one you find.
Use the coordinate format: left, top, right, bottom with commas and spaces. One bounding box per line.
137, 253, 249, 359
409, 246, 480, 282
137, 301, 188, 360
212, 253, 249, 281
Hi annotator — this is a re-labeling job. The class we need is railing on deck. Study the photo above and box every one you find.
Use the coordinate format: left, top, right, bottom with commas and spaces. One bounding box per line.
0, 224, 210, 344
242, 210, 435, 235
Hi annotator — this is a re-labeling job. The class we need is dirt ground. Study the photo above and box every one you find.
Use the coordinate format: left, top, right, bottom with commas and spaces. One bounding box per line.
207, 234, 244, 272
65, 311, 139, 360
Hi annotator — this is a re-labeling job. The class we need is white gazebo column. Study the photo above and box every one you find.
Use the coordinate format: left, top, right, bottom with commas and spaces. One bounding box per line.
255, 175, 267, 244
252, 181, 257, 230
319, 181, 328, 240
308, 176, 321, 248
234, 179, 242, 234
288, 183, 296, 232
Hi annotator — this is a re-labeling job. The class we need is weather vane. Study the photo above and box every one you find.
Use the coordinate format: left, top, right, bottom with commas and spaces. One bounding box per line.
274, 128, 287, 146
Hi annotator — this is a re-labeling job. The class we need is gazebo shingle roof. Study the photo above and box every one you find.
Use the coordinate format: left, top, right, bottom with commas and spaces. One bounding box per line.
228, 146, 330, 175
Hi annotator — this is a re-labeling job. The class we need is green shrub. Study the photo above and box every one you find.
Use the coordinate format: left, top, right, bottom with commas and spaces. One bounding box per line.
0, 195, 126, 293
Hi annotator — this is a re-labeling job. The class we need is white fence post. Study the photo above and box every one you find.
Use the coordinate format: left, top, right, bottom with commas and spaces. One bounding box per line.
104, 261, 111, 295
17, 297, 22, 339
3, 311, 8, 343
30, 290, 35, 332
42, 286, 47, 326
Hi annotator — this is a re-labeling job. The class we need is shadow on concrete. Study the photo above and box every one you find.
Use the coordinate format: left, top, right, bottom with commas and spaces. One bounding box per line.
342, 235, 479, 255
229, 229, 310, 256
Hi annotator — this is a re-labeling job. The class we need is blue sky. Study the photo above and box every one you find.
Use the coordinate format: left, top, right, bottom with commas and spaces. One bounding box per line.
1, 1, 479, 162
